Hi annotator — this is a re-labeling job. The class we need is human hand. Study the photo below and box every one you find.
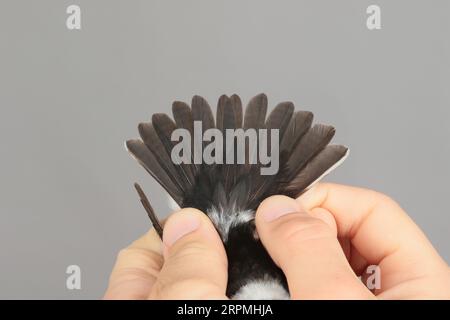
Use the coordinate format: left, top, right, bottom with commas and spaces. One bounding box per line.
104, 183, 450, 299
103, 208, 228, 299
255, 183, 450, 299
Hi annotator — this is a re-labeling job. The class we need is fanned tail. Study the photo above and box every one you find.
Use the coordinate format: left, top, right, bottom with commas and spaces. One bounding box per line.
126, 94, 348, 233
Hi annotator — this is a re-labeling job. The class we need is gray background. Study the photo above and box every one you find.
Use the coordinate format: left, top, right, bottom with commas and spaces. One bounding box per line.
0, 0, 449, 299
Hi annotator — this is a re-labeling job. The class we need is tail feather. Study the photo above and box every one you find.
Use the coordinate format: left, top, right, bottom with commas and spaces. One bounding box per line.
138, 122, 185, 192
125, 139, 183, 204
265, 102, 295, 166
284, 145, 348, 197
217, 95, 240, 193
217, 95, 237, 132
152, 113, 196, 190
230, 94, 243, 128
191, 95, 215, 152
244, 93, 267, 130
172, 100, 199, 173
280, 110, 313, 154
172, 101, 194, 135
134, 183, 164, 238
192, 95, 214, 132
265, 101, 294, 141
286, 124, 336, 181
126, 94, 348, 218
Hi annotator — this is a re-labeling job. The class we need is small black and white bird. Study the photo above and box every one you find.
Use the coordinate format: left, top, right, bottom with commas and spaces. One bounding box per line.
125, 93, 348, 299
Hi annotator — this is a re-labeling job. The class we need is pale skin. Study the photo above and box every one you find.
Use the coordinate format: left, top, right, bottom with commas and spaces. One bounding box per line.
104, 183, 450, 299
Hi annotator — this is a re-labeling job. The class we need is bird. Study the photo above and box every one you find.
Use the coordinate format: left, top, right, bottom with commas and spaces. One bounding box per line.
125, 93, 349, 299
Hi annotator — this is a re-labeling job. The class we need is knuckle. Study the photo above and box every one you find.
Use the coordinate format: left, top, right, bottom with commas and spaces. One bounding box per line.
117, 248, 130, 259
367, 189, 398, 207
378, 193, 398, 207
115, 248, 137, 264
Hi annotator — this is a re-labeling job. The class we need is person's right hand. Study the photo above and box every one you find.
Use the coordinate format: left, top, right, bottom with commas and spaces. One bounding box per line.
255, 183, 450, 299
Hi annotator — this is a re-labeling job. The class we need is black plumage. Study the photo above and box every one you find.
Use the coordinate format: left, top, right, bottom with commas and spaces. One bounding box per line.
126, 93, 348, 299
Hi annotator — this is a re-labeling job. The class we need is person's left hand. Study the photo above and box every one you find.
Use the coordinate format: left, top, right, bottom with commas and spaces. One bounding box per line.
103, 208, 228, 299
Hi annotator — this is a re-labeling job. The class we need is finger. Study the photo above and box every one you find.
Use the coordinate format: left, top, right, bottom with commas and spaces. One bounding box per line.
150, 208, 228, 299
310, 208, 369, 276
104, 228, 163, 299
299, 183, 449, 294
255, 195, 374, 299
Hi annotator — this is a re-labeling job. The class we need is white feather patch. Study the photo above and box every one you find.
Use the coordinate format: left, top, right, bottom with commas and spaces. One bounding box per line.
207, 206, 254, 242
232, 278, 290, 300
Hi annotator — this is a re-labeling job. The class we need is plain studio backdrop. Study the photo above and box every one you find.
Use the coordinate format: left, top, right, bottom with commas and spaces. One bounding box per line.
0, 0, 449, 299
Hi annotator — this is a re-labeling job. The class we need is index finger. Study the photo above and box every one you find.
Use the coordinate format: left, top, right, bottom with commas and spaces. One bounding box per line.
298, 183, 448, 292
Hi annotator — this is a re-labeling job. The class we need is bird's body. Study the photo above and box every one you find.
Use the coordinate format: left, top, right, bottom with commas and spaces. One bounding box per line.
126, 93, 348, 299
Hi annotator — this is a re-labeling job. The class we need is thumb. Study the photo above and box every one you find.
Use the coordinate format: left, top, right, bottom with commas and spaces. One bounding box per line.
255, 195, 373, 299
149, 208, 228, 299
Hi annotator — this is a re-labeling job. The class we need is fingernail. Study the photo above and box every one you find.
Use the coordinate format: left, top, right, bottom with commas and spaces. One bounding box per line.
163, 212, 201, 247
260, 197, 302, 222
